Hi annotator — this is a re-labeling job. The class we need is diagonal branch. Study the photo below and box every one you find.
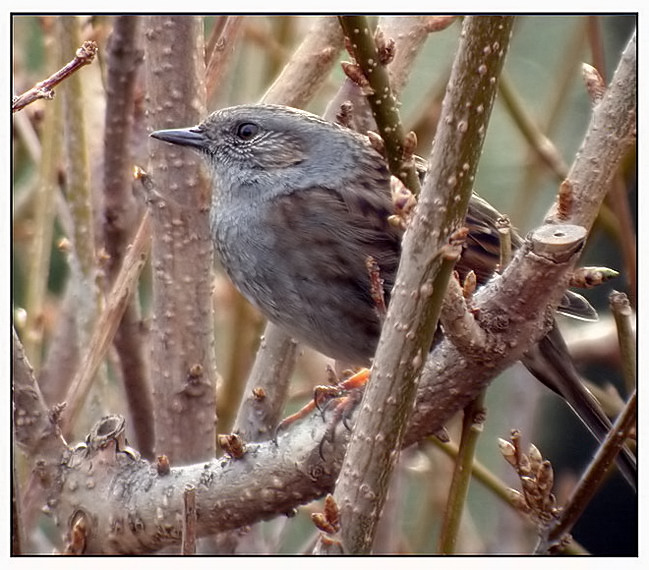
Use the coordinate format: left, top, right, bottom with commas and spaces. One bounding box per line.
51, 217, 584, 554
330, 16, 515, 553
12, 40, 98, 113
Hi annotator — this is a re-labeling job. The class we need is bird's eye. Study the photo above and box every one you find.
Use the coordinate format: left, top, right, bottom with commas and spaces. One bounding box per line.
236, 122, 259, 140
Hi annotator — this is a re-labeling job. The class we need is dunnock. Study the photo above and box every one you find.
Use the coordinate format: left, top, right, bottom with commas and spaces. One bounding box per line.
151, 104, 635, 487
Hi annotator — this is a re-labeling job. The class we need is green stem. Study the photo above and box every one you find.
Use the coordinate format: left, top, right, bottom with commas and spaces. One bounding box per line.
59, 17, 96, 283
430, 438, 587, 555
22, 52, 62, 370
609, 291, 636, 395
338, 15, 421, 194
438, 391, 486, 553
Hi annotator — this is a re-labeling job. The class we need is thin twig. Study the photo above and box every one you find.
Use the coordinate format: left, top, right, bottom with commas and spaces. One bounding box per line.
338, 15, 421, 194
438, 391, 487, 553
205, 16, 244, 101
21, 50, 62, 370
61, 212, 151, 438
538, 389, 637, 554
262, 16, 344, 107
498, 72, 569, 180
13, 40, 98, 112
232, 322, 298, 441
609, 291, 636, 395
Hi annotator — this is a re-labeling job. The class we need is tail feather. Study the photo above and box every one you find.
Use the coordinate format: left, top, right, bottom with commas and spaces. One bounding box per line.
521, 324, 636, 490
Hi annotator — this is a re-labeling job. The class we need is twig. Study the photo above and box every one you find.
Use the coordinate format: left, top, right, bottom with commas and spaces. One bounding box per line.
58, 17, 100, 334
438, 391, 487, 553
338, 16, 420, 194
262, 16, 344, 107
609, 291, 636, 395
439, 273, 486, 355
232, 322, 298, 441
585, 19, 638, 309
497, 215, 513, 270
498, 72, 569, 180
537, 389, 637, 554
12, 40, 98, 113
60, 212, 151, 438
101, 15, 154, 459
325, 16, 454, 133
546, 29, 636, 230
21, 50, 62, 370
205, 16, 244, 101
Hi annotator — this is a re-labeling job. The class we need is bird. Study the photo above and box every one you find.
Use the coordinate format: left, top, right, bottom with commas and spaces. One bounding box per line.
151, 103, 635, 488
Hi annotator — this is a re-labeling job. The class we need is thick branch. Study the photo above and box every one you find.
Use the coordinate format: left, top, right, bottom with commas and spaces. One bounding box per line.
51, 221, 584, 554
144, 16, 216, 464
101, 15, 153, 459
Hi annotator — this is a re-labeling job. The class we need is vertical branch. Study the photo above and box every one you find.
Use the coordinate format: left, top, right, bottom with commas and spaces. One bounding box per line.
438, 392, 486, 553
57, 16, 106, 438
338, 15, 420, 192
546, 30, 636, 229
331, 16, 515, 553
101, 15, 154, 459
144, 16, 217, 464
22, 28, 62, 370
262, 16, 344, 107
58, 17, 97, 291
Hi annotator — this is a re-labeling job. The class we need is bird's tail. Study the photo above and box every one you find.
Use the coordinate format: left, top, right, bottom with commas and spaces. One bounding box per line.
521, 324, 636, 490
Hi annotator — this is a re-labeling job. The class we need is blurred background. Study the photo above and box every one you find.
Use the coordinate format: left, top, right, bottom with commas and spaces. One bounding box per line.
12, 15, 636, 554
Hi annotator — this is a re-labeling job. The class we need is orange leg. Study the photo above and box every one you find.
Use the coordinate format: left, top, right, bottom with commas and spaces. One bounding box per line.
276, 368, 371, 433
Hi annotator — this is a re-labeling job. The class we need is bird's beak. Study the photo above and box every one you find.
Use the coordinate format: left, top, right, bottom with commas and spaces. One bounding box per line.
150, 127, 206, 150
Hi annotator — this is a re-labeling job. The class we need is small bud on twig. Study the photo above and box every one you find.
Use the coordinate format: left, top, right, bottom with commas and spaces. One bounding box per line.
570, 266, 619, 288
582, 62, 606, 105
374, 26, 395, 65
